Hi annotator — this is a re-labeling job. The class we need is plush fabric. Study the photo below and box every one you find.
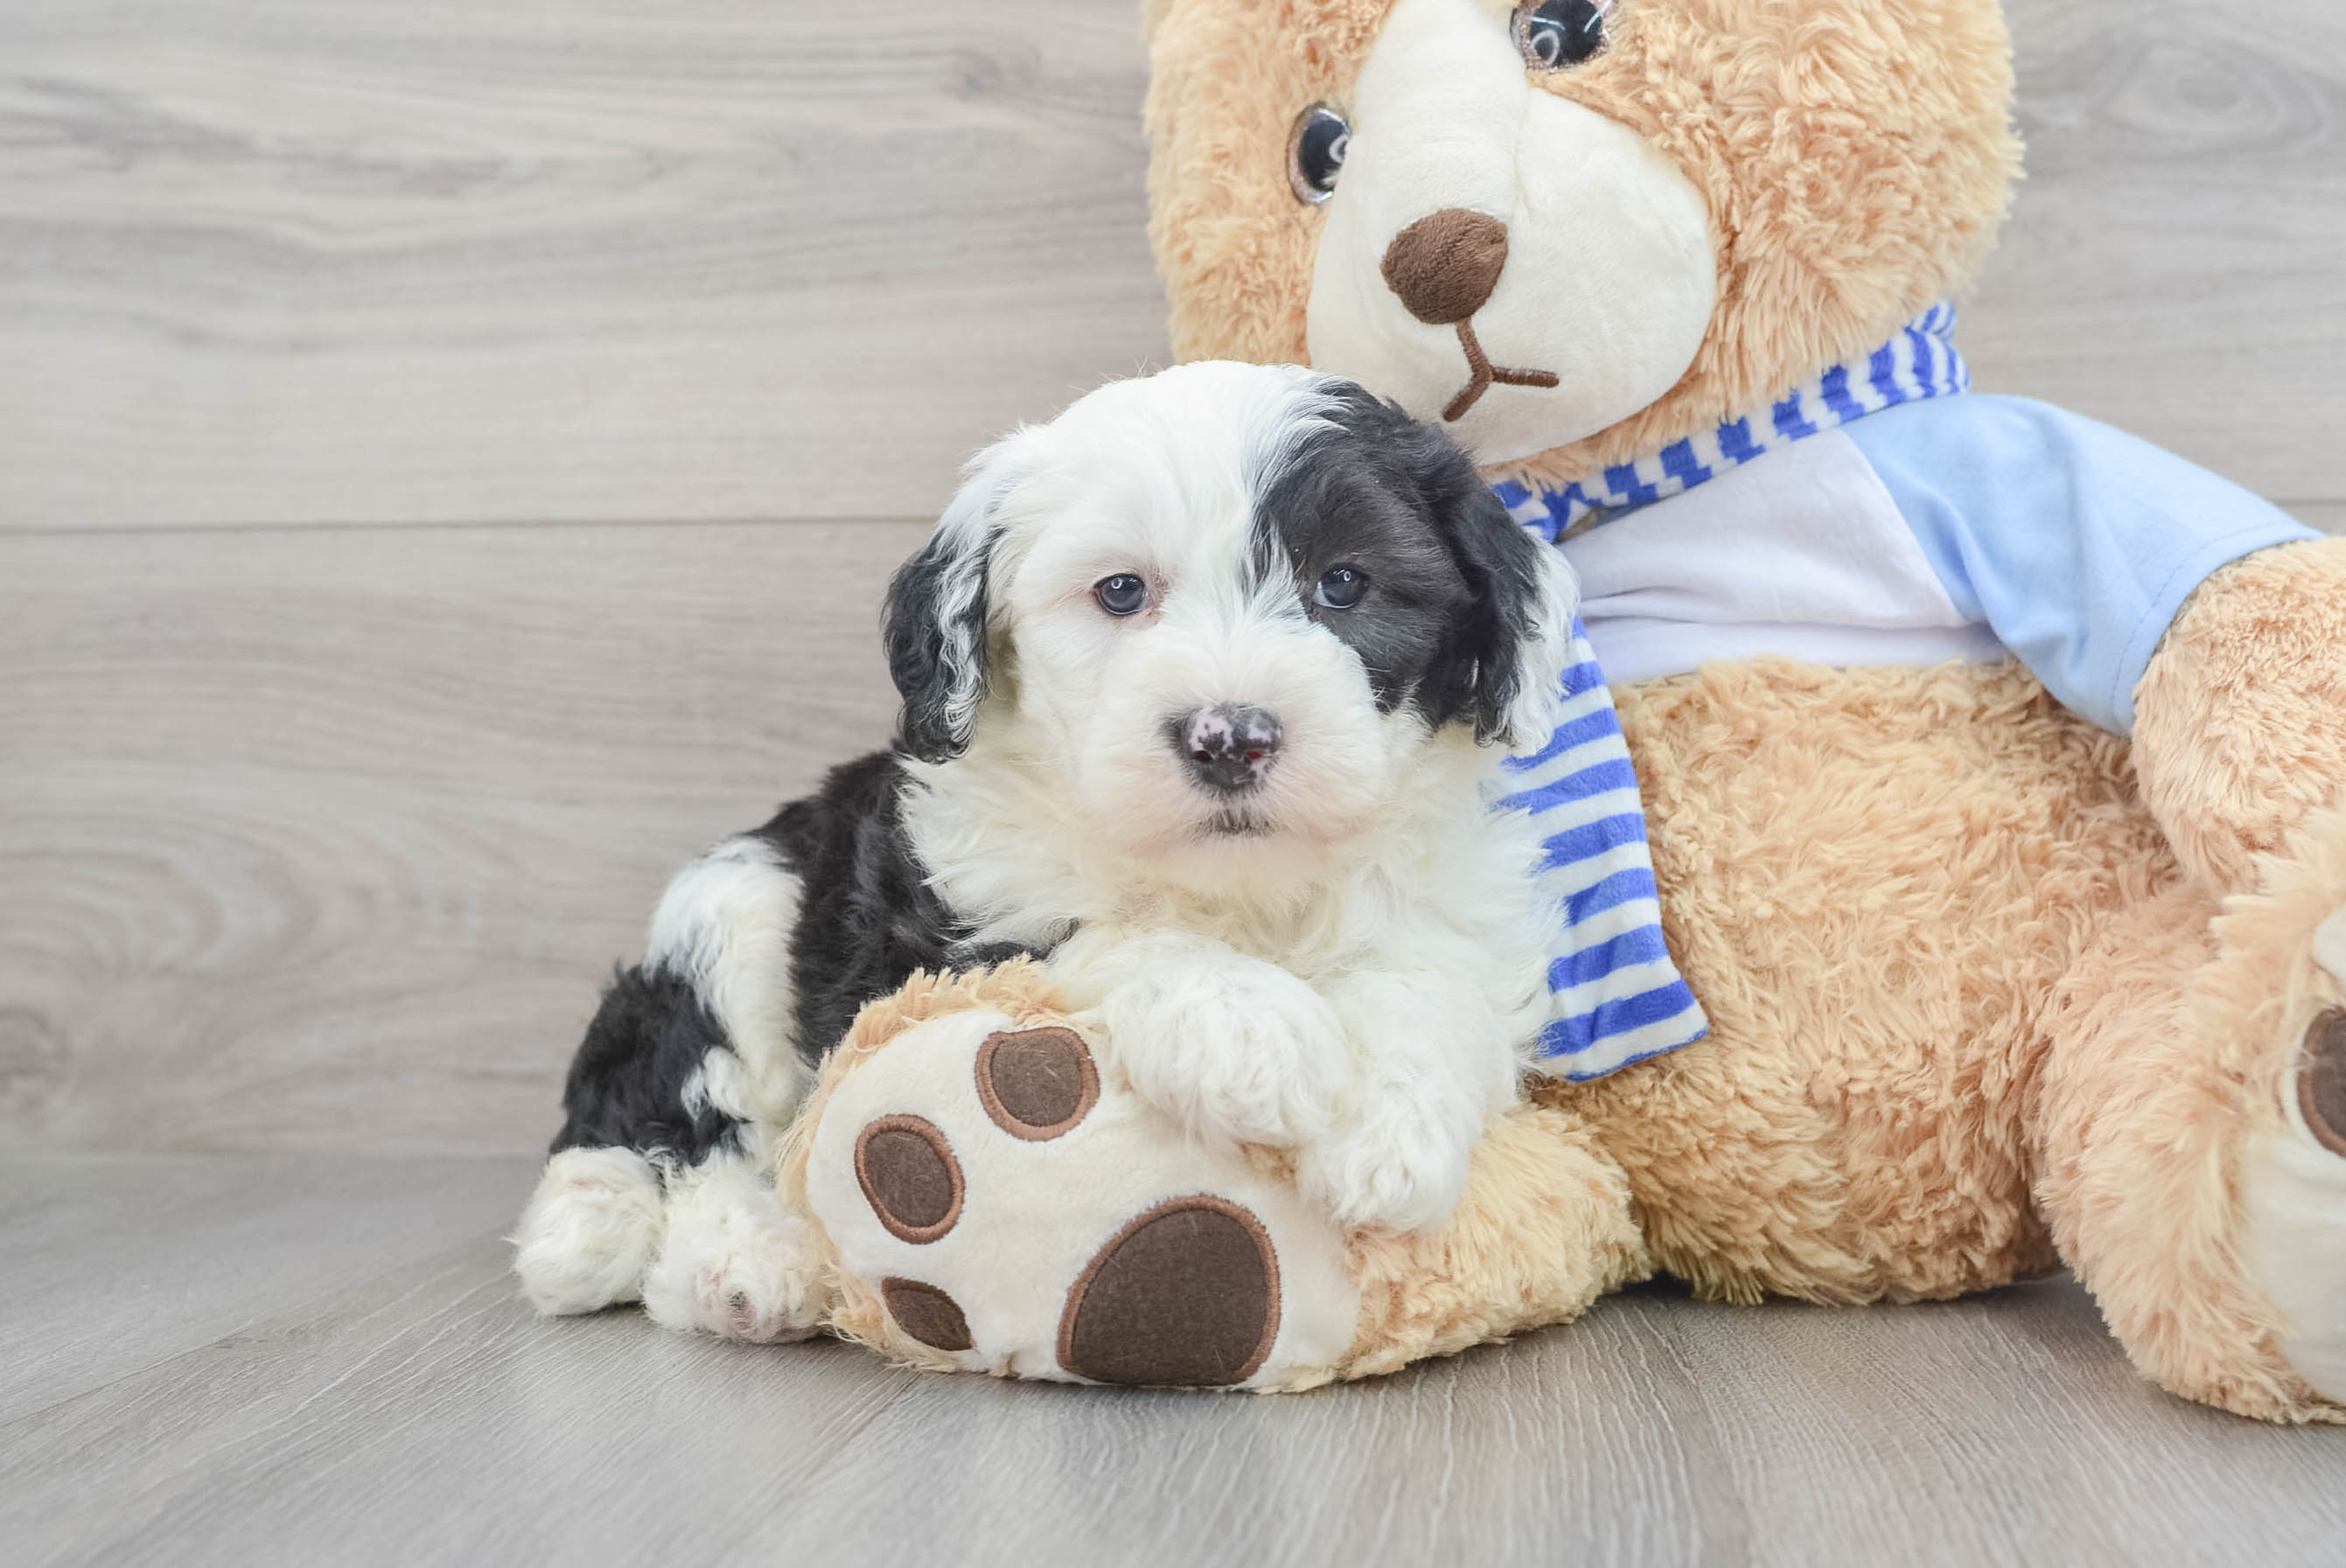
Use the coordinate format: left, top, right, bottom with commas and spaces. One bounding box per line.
1146, 0, 2020, 487
1123, 0, 2346, 1420
1505, 619, 1709, 1075
2133, 538, 2346, 895
1495, 303, 1971, 540
779, 964, 1649, 1390
761, 0, 2346, 1412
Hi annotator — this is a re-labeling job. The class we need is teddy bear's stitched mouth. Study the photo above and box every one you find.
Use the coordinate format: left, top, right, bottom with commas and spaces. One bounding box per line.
1441, 319, 1560, 422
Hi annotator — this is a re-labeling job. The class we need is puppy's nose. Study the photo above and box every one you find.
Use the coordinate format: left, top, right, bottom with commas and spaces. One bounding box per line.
1380, 208, 1510, 325
1176, 706, 1282, 793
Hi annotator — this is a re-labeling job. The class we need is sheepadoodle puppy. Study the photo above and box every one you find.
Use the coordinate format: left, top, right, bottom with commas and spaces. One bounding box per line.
513, 361, 1580, 1341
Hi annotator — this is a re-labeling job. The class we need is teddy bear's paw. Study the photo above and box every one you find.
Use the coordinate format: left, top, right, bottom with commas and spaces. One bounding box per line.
1097, 952, 1349, 1152
2236, 909, 2346, 1405
640, 1154, 827, 1343
803, 1006, 1361, 1387
1298, 1091, 1478, 1235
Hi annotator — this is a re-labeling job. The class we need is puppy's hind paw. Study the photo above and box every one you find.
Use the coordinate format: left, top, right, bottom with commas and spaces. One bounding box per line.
513, 1146, 665, 1315
642, 1157, 827, 1343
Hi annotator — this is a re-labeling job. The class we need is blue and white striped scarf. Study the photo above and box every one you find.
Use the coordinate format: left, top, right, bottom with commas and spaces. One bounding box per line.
1497, 306, 1970, 1078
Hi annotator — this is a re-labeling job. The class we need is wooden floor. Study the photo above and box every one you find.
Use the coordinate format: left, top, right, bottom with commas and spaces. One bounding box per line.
6, 0, 2346, 1562
5, 1154, 2343, 1568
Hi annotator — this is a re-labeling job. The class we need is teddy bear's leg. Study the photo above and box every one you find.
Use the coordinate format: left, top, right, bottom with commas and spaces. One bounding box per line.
2133, 535, 2346, 896
1337, 1101, 1651, 1383
638, 1146, 831, 1343
792, 993, 1366, 1387
2035, 810, 2346, 1422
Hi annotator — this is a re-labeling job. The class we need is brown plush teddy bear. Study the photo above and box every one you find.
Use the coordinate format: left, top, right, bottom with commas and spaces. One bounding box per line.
1133, 0, 2346, 1419
765, 0, 2346, 1420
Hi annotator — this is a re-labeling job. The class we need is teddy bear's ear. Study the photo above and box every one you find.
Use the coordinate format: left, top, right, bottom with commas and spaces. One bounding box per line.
1139, 0, 1175, 45
882, 440, 1027, 764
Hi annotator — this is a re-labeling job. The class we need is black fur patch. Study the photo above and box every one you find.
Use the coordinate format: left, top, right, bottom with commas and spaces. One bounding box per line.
1254, 381, 1550, 744
752, 750, 1032, 1070
551, 753, 1055, 1169
550, 966, 744, 1165
883, 527, 993, 764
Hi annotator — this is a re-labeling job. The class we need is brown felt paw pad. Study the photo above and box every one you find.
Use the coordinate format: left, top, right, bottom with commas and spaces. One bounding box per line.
855, 1114, 964, 1244
1058, 1196, 1280, 1387
2301, 1010, 2346, 1157
882, 1278, 974, 1352
975, 1026, 1100, 1141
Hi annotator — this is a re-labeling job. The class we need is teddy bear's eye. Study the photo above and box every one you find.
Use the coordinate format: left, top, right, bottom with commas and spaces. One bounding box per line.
1514, 0, 1611, 71
1286, 104, 1351, 206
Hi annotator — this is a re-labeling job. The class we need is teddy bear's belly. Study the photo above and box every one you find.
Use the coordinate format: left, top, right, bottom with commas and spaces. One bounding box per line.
1554, 657, 2183, 1305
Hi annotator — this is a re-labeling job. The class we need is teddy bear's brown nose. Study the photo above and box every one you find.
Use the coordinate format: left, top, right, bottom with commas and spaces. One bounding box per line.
1379, 207, 1511, 326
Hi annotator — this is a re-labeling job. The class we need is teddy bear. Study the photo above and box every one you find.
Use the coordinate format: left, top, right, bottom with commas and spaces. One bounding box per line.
749, 0, 2346, 1421
1127, 0, 2346, 1419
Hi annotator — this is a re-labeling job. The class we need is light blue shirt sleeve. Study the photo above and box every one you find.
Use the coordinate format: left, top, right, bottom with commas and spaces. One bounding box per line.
1843, 394, 2318, 733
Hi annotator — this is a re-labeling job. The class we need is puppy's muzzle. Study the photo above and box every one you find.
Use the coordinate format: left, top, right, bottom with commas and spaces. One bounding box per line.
1175, 706, 1282, 794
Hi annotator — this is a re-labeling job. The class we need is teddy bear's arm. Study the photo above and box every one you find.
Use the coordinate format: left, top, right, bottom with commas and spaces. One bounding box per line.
2133, 535, 2346, 895
1840, 394, 2318, 737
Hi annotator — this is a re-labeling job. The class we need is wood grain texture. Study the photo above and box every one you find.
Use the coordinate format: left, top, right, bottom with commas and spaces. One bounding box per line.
4, 0, 2343, 532
4, 1155, 2341, 1568
0, 0, 1169, 528
0, 1153, 527, 1423
1967, 0, 2346, 503
0, 520, 921, 1154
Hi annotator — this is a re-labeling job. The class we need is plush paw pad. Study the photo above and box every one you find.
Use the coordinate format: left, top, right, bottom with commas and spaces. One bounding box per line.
803, 1006, 1358, 1388
2238, 992, 2346, 1405
881, 1278, 975, 1352
2296, 1010, 2346, 1157
1058, 1196, 1280, 1387
854, 1115, 964, 1243
976, 1026, 1100, 1139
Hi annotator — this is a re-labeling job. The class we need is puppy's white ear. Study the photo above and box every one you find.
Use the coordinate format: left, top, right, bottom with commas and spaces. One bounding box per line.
883, 439, 1026, 764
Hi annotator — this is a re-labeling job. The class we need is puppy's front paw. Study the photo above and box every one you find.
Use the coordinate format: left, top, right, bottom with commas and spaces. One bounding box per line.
1299, 1096, 1479, 1235
1099, 956, 1348, 1150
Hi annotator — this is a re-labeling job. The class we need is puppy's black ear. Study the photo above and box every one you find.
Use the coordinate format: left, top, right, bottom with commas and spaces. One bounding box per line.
1407, 422, 1578, 747
883, 446, 1023, 764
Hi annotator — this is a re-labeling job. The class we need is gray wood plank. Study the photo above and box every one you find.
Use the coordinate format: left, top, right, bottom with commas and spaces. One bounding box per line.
0, 1153, 533, 1424
0, 0, 1169, 529
5, 0, 2343, 533
0, 520, 922, 1155
1965, 0, 2346, 503
2297, 501, 2346, 535
2, 1156, 2339, 1568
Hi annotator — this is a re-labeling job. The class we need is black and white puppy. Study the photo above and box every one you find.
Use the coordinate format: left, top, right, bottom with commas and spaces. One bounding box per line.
513, 362, 1578, 1341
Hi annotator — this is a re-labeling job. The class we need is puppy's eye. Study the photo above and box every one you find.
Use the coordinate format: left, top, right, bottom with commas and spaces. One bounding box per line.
1314, 565, 1369, 611
1094, 574, 1150, 617
1287, 104, 1351, 206
1513, 0, 1611, 71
